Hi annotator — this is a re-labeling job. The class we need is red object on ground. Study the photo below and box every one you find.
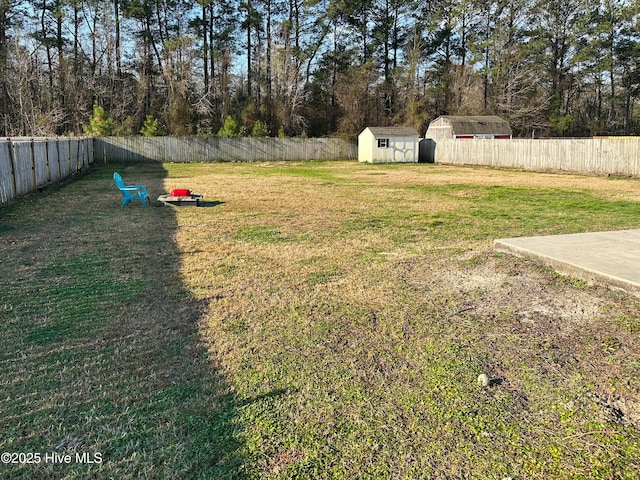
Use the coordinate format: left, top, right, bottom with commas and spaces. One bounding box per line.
171, 189, 191, 196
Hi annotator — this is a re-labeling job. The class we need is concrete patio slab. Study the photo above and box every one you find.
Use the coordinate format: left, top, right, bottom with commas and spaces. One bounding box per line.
494, 229, 640, 297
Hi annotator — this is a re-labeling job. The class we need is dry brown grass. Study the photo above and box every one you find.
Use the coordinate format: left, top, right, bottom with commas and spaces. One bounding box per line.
2, 161, 639, 479
163, 161, 640, 478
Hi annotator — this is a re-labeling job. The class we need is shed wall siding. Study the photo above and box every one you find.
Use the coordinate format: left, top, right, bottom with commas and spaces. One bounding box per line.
369, 136, 419, 163
425, 125, 453, 139
358, 129, 374, 163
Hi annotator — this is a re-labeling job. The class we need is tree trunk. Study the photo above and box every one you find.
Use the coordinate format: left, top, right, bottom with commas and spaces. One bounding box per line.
246, 0, 252, 96
202, 4, 209, 92
114, 0, 122, 77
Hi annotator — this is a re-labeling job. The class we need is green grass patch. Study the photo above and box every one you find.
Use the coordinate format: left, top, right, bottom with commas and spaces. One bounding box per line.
0, 163, 247, 479
403, 184, 640, 241
23, 254, 145, 345
234, 224, 288, 243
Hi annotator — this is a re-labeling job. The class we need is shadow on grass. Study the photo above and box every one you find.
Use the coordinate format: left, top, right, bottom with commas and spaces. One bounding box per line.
0, 162, 247, 479
159, 200, 226, 208
197, 200, 225, 208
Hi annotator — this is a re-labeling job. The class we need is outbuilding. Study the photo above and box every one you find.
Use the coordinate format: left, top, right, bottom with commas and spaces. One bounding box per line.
425, 115, 512, 139
358, 126, 420, 163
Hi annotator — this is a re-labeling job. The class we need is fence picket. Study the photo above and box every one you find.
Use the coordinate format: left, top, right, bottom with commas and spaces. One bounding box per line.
11, 142, 35, 197
0, 142, 14, 204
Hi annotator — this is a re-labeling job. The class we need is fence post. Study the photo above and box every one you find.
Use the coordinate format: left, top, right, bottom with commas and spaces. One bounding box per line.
45, 137, 50, 182
29, 138, 37, 189
55, 137, 61, 180
7, 138, 17, 201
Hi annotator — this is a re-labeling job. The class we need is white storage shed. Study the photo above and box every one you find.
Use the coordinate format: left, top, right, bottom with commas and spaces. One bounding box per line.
358, 127, 420, 163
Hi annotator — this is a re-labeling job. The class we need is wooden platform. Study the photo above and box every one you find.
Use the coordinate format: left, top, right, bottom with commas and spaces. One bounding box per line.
157, 194, 203, 207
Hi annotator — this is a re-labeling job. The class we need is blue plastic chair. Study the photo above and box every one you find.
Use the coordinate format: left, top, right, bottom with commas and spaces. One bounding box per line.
113, 172, 150, 207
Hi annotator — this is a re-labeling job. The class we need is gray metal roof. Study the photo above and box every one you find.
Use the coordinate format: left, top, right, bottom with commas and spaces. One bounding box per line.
366, 126, 420, 137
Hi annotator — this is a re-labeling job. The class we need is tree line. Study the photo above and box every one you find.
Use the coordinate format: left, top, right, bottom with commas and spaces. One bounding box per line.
0, 0, 639, 138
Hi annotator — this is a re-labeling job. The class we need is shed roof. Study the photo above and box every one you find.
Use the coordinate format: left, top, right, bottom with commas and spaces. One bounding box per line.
430, 116, 512, 135
366, 126, 420, 137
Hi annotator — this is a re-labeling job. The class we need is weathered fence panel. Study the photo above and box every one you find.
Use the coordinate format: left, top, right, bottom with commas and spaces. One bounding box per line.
0, 138, 92, 205
58, 141, 70, 178
12, 142, 34, 197
70, 139, 81, 172
47, 140, 60, 182
81, 139, 92, 167
432, 138, 640, 176
33, 142, 48, 187
94, 137, 358, 163
0, 143, 13, 203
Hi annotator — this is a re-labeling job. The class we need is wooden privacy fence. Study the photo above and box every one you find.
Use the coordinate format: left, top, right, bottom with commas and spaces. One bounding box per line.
4, 135, 640, 206
429, 137, 640, 176
0, 138, 93, 204
94, 137, 357, 163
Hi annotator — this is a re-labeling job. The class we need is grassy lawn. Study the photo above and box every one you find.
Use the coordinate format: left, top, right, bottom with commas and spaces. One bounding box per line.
1, 160, 639, 479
